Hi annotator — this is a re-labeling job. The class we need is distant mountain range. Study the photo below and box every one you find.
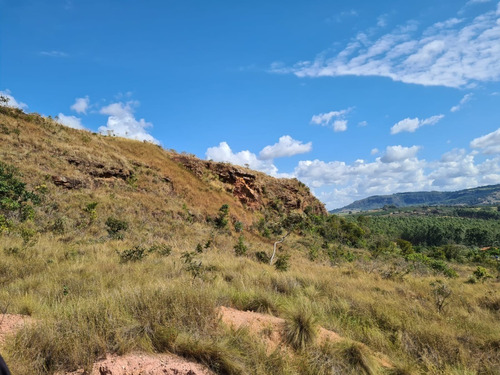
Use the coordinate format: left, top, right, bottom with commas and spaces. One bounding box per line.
330, 184, 500, 213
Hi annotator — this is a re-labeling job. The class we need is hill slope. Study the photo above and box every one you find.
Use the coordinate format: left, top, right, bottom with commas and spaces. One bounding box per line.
331, 184, 500, 213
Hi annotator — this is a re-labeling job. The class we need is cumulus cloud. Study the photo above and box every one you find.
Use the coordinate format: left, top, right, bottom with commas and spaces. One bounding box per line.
0, 90, 27, 109
259, 135, 312, 160
272, 4, 500, 88
390, 114, 444, 134
56, 113, 86, 130
470, 127, 500, 154
450, 93, 473, 112
293, 147, 500, 209
98, 101, 159, 144
380, 145, 421, 162
371, 148, 379, 155
71, 96, 90, 114
206, 142, 278, 175
311, 108, 352, 131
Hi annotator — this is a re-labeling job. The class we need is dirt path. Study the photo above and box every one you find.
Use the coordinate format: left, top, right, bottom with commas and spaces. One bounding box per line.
0, 314, 32, 346
62, 353, 213, 375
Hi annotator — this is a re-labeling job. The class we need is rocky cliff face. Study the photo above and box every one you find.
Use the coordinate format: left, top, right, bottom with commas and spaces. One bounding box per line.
170, 154, 327, 216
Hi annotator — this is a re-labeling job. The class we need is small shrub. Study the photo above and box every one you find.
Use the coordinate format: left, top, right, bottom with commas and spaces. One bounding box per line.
196, 243, 204, 253
430, 280, 452, 314
255, 251, 270, 264
472, 266, 492, 282
149, 244, 172, 256
234, 236, 248, 256
214, 204, 229, 229
274, 254, 290, 272
234, 221, 243, 233
84, 202, 98, 223
119, 246, 148, 263
105, 217, 128, 239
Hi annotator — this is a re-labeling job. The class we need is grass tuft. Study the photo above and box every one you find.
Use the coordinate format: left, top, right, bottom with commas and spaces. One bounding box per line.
283, 301, 318, 351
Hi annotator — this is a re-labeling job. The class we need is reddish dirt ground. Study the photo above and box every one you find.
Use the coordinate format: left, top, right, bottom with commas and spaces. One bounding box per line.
62, 353, 213, 375
0, 314, 31, 346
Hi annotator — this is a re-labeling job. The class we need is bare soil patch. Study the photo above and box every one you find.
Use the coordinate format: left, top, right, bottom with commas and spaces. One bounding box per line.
218, 305, 342, 353
62, 353, 214, 375
0, 314, 32, 346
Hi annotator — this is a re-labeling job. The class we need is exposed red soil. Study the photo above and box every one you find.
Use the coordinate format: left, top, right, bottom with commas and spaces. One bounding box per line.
218, 306, 341, 354
0, 314, 32, 346
62, 353, 214, 375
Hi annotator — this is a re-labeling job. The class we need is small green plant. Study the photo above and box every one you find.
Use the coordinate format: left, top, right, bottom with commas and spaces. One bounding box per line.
255, 251, 270, 264
430, 280, 452, 314
196, 243, 204, 253
472, 266, 492, 282
234, 235, 248, 256
0, 162, 40, 220
84, 201, 98, 223
181, 251, 204, 279
105, 217, 128, 239
119, 246, 148, 263
234, 221, 243, 233
149, 244, 172, 256
274, 254, 290, 272
214, 204, 229, 229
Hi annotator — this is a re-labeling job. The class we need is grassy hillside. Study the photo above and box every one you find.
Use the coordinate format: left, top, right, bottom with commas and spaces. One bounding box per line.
1, 105, 500, 374
331, 185, 500, 213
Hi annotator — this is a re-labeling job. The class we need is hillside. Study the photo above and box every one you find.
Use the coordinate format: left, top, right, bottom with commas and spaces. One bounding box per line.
331, 184, 500, 213
1, 104, 500, 375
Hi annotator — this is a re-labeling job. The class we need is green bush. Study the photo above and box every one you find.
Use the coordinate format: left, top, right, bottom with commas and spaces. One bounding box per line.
255, 251, 270, 263
214, 204, 229, 229
105, 217, 128, 239
234, 236, 248, 256
274, 254, 290, 272
119, 246, 148, 263
0, 162, 39, 220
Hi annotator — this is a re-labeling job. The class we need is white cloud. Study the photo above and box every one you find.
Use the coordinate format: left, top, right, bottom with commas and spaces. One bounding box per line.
0, 90, 28, 109
371, 148, 379, 155
259, 135, 312, 160
206, 142, 278, 176
333, 120, 347, 132
450, 93, 473, 112
98, 101, 159, 144
467, 0, 492, 4
470, 127, 500, 154
377, 14, 388, 28
391, 114, 444, 134
273, 4, 500, 88
40, 50, 69, 58
56, 113, 85, 130
70, 96, 90, 114
293, 146, 500, 209
311, 108, 352, 131
358, 120, 368, 127
380, 145, 421, 163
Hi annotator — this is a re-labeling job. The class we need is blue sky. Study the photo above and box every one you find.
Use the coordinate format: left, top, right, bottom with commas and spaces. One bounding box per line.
1, 0, 500, 209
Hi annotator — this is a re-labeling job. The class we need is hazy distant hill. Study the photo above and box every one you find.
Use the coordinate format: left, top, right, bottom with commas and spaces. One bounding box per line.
331, 184, 500, 213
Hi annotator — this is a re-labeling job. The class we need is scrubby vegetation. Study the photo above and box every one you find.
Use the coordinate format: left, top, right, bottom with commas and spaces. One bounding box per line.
0, 103, 499, 374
